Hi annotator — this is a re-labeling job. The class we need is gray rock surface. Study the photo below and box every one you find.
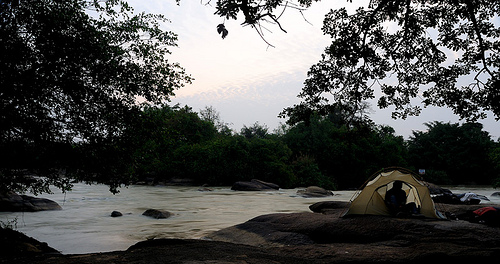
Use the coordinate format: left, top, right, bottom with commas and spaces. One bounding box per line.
231, 179, 279, 191
296, 186, 333, 197
0, 191, 62, 212
142, 209, 171, 219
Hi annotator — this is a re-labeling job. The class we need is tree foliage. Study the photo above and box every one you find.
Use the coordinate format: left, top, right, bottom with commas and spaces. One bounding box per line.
199, 106, 232, 135
240, 122, 269, 139
490, 142, 500, 187
122, 105, 217, 179
407, 121, 495, 185
98, 106, 500, 190
282, 113, 408, 189
212, 0, 319, 46
120, 105, 296, 188
0, 0, 191, 193
213, 0, 500, 122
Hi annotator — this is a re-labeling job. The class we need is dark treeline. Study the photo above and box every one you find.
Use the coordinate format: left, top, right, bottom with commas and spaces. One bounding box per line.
2, 104, 500, 193
41, 104, 499, 191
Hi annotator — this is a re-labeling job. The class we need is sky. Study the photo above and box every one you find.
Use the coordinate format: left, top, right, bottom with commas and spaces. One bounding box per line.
127, 0, 499, 140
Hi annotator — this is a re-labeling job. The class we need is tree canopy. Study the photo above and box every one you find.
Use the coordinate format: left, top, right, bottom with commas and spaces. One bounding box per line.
0, 0, 191, 193
213, 0, 500, 124
407, 121, 495, 185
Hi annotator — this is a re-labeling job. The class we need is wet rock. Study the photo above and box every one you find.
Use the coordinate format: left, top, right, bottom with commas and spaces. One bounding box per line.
297, 186, 333, 197
135, 177, 155, 186
0, 191, 62, 212
167, 178, 194, 186
142, 209, 171, 219
492, 192, 500, 197
309, 201, 349, 214
111, 211, 123, 217
231, 179, 279, 191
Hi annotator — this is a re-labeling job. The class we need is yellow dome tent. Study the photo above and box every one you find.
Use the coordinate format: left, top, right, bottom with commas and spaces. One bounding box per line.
342, 167, 446, 219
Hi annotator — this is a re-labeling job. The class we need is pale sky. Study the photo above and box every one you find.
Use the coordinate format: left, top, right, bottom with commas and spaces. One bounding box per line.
127, 0, 499, 140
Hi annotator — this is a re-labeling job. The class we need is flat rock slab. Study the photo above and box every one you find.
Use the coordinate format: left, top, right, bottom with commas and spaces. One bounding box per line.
206, 204, 500, 262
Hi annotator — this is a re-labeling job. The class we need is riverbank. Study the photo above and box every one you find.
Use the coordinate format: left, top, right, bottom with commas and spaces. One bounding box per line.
3, 202, 500, 264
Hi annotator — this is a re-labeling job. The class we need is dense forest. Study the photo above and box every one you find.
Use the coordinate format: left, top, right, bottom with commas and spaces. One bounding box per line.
4, 103, 499, 193
119, 105, 500, 190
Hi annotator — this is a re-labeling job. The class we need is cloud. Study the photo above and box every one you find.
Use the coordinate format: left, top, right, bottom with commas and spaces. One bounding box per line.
127, 1, 499, 139
158, 1, 338, 100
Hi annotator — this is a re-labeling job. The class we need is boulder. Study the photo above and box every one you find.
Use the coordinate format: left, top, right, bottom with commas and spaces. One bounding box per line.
0, 227, 60, 259
309, 201, 349, 214
297, 186, 333, 197
492, 192, 500, 197
231, 179, 279, 191
142, 209, 171, 219
111, 211, 123, 217
198, 184, 213, 192
0, 191, 62, 212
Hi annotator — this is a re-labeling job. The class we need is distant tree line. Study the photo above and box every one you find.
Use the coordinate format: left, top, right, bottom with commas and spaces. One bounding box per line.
11, 104, 496, 193
2, 103, 500, 194
122, 105, 498, 190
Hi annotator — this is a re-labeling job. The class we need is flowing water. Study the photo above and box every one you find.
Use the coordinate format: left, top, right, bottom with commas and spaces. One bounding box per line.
1, 183, 499, 254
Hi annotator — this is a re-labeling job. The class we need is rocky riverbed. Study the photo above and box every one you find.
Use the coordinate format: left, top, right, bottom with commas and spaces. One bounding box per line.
2, 202, 500, 264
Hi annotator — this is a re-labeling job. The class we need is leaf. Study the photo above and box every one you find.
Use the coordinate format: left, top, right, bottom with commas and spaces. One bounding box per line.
217, 24, 228, 39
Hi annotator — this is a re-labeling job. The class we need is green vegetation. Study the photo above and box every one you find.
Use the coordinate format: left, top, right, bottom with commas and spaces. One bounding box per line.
94, 106, 500, 190
408, 122, 496, 185
0, 0, 191, 194
8, 102, 498, 193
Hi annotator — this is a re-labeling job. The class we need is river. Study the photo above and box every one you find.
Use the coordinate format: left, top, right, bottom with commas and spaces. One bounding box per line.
1, 183, 499, 254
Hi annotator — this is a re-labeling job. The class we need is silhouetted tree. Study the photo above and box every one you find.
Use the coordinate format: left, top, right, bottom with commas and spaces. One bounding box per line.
0, 0, 191, 194
240, 122, 269, 139
213, 0, 500, 122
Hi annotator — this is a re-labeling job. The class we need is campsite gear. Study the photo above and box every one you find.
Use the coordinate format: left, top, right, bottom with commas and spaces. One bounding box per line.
473, 207, 500, 226
342, 167, 446, 219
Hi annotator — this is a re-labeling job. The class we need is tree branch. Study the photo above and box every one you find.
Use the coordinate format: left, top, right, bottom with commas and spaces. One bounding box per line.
465, 1, 493, 77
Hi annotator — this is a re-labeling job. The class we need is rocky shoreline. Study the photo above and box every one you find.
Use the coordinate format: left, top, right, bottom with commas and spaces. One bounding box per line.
2, 202, 500, 264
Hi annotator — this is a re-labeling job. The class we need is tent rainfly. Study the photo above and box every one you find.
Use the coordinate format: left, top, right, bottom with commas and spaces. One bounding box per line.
342, 167, 446, 219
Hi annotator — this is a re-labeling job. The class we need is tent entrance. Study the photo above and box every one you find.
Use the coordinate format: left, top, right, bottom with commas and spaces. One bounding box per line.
375, 181, 422, 208
375, 181, 423, 214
